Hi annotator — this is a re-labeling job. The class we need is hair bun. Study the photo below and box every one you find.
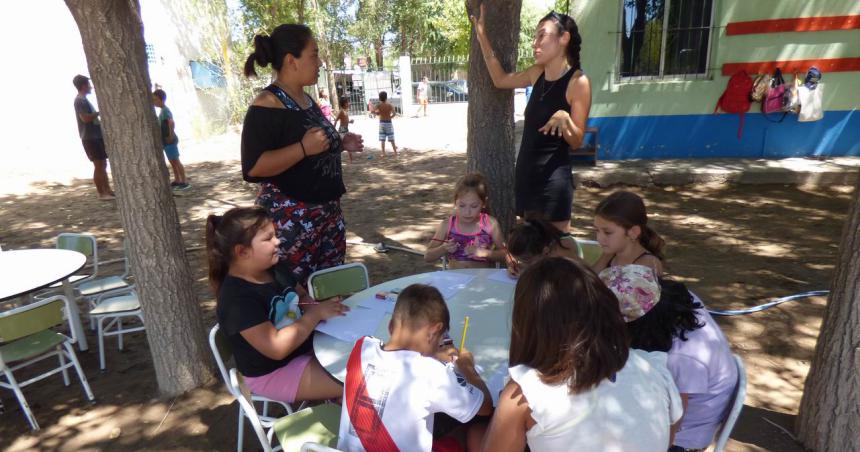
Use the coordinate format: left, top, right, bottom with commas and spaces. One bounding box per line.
253, 34, 274, 66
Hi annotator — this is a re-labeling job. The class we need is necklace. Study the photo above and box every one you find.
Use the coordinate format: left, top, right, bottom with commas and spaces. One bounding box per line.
273, 81, 309, 108
539, 65, 571, 101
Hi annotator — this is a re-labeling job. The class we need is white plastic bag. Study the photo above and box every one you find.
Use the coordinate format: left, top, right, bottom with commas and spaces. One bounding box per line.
798, 84, 823, 122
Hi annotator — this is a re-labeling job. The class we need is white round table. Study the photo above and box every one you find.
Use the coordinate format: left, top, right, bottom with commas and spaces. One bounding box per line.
314, 269, 515, 388
0, 249, 89, 350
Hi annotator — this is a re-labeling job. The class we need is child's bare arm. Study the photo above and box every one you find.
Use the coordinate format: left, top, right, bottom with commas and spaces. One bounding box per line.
425, 219, 454, 263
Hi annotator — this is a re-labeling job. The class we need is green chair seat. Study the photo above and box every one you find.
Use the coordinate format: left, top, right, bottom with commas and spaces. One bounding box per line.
273, 403, 341, 451
90, 293, 140, 316
78, 276, 129, 296
0, 330, 66, 363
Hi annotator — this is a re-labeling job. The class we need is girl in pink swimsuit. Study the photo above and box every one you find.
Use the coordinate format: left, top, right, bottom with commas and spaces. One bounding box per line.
424, 173, 506, 268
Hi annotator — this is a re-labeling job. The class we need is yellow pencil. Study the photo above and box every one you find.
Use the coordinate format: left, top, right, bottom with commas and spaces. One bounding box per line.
460, 316, 470, 350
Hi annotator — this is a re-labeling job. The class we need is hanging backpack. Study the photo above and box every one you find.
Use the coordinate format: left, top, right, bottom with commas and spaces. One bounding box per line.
798, 67, 823, 122
714, 70, 753, 139
763, 68, 786, 114
751, 73, 771, 102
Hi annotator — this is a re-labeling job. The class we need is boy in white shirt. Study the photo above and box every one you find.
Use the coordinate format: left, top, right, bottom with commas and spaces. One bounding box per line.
338, 284, 493, 451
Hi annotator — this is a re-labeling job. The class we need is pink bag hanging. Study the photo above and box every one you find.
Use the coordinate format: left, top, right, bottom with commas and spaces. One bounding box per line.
762, 68, 785, 114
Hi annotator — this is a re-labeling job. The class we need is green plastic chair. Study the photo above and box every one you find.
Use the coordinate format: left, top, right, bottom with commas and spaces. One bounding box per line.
575, 238, 603, 266
0, 295, 95, 431
229, 369, 341, 452
89, 288, 145, 370
55, 233, 100, 286
308, 263, 370, 300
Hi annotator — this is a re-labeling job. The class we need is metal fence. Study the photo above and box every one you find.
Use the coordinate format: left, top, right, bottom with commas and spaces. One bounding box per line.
410, 56, 469, 104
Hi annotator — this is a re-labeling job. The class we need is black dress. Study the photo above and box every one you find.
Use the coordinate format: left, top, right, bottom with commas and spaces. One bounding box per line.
516, 68, 577, 222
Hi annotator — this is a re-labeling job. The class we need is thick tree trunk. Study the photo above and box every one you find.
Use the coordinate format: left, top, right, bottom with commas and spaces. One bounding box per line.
374, 38, 384, 69
796, 176, 860, 449
309, 0, 339, 112
65, 0, 214, 396
466, 0, 521, 235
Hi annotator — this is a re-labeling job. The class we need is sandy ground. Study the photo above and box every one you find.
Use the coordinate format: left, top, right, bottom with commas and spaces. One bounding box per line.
0, 105, 854, 450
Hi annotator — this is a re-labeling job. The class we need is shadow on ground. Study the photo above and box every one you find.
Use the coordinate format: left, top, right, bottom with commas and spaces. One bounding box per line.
0, 152, 851, 450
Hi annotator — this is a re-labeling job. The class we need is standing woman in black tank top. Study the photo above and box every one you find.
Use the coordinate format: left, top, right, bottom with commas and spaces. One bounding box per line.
471, 6, 592, 233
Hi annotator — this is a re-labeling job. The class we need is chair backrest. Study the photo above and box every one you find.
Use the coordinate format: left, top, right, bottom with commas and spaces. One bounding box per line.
308, 263, 370, 300
0, 296, 66, 343
208, 324, 235, 394
712, 354, 747, 452
57, 233, 99, 275
229, 368, 273, 452
575, 239, 603, 266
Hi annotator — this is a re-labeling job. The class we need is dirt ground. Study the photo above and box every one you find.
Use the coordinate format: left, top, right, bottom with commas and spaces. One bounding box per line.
0, 149, 852, 451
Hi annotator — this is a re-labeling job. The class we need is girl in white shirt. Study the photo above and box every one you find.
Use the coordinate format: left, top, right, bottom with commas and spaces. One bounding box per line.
482, 257, 682, 452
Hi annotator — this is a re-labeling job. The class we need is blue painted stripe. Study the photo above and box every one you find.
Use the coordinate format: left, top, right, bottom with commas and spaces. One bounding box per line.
588, 110, 860, 159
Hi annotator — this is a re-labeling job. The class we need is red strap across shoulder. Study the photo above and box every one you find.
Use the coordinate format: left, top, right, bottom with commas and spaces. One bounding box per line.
345, 337, 400, 452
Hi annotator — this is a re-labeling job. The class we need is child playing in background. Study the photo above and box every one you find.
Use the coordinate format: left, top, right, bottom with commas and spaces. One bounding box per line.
335, 96, 360, 162
318, 88, 333, 122
425, 173, 506, 269
152, 89, 189, 190
600, 265, 738, 451
338, 284, 493, 452
505, 216, 582, 277
373, 91, 398, 157
207, 206, 348, 404
592, 190, 665, 275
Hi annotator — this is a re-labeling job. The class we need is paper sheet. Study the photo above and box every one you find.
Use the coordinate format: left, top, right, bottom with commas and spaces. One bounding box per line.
315, 306, 389, 343
485, 365, 510, 407
357, 296, 396, 313
486, 269, 517, 285
419, 271, 477, 300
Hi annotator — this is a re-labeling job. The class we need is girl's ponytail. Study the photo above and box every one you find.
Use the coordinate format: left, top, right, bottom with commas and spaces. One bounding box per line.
206, 214, 228, 293
205, 207, 273, 294
639, 225, 665, 260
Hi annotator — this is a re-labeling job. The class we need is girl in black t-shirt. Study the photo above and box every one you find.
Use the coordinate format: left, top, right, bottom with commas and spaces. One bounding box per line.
207, 206, 349, 404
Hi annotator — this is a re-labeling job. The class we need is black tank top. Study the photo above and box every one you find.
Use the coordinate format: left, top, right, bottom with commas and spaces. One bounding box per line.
518, 68, 577, 178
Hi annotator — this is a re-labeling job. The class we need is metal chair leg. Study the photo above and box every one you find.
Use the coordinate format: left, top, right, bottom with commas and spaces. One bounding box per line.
3, 367, 39, 431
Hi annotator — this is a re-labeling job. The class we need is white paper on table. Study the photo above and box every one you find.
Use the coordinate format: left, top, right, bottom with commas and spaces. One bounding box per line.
315, 306, 388, 343
357, 296, 396, 313
486, 269, 517, 285
419, 272, 477, 300
486, 365, 510, 407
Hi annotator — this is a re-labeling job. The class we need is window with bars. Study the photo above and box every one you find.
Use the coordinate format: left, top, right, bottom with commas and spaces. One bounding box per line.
618, 0, 714, 80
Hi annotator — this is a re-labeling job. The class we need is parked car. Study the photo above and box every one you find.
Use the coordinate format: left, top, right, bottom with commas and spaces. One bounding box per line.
411, 80, 469, 103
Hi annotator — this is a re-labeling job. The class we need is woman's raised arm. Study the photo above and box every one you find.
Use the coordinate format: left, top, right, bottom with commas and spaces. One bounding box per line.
470, 4, 541, 90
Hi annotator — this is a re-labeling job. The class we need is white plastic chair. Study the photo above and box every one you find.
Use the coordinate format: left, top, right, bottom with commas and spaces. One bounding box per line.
208, 324, 295, 452
711, 354, 747, 452
230, 368, 280, 452
89, 287, 145, 370
0, 295, 95, 430
308, 263, 370, 300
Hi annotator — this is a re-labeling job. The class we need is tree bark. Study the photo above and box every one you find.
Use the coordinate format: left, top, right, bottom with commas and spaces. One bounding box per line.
466, 0, 521, 235
309, 0, 339, 112
796, 176, 860, 450
65, 0, 214, 396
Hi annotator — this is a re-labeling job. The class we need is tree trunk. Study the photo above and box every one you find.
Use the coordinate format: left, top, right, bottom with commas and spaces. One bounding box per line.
297, 0, 305, 22
65, 0, 214, 396
374, 38, 384, 69
796, 176, 860, 450
466, 0, 522, 235
309, 0, 339, 113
